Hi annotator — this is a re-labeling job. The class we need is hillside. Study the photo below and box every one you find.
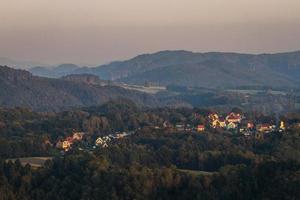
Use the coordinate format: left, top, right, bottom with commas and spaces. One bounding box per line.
102, 50, 300, 88
120, 59, 297, 88
0, 66, 158, 111
60, 74, 109, 86
29, 50, 300, 88
0, 57, 45, 69
29, 64, 80, 78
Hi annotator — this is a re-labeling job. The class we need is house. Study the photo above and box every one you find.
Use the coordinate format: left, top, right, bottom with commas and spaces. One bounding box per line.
208, 112, 229, 128
115, 132, 128, 139
95, 137, 104, 146
62, 141, 71, 151
62, 137, 74, 151
208, 113, 219, 121
102, 143, 109, 148
95, 136, 111, 148
197, 125, 205, 132
239, 120, 254, 133
279, 121, 285, 130
210, 118, 226, 129
257, 124, 273, 133
239, 126, 247, 133
218, 118, 227, 128
211, 119, 219, 128
239, 124, 252, 136
163, 121, 172, 128
227, 121, 237, 130
242, 130, 251, 136
73, 132, 84, 141
226, 112, 242, 124
175, 123, 185, 131
185, 124, 192, 131
239, 125, 252, 136
247, 122, 254, 129
110, 132, 130, 139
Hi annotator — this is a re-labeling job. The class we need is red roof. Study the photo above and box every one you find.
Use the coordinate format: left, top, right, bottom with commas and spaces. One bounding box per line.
66, 137, 74, 143
227, 115, 241, 120
209, 112, 218, 115
261, 124, 270, 128
247, 122, 254, 128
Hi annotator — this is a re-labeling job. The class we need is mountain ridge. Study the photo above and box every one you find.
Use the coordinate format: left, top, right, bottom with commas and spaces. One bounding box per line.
28, 50, 300, 88
0, 66, 159, 111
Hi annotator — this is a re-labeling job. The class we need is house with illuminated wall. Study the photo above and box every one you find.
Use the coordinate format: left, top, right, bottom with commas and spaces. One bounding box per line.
226, 112, 242, 123
62, 137, 74, 151
197, 125, 205, 132
227, 121, 237, 130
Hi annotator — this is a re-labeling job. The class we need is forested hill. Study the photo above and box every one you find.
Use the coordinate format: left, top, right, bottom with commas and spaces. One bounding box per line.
29, 63, 80, 78
0, 66, 158, 111
94, 50, 300, 88
29, 50, 300, 88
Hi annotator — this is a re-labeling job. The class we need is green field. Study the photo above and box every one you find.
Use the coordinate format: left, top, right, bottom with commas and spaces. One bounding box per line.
227, 89, 287, 95
177, 169, 216, 176
120, 84, 166, 94
6, 157, 53, 168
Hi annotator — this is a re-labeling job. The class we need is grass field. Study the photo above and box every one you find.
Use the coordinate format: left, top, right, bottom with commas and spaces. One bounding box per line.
227, 89, 287, 95
120, 84, 166, 94
6, 157, 53, 168
177, 169, 216, 176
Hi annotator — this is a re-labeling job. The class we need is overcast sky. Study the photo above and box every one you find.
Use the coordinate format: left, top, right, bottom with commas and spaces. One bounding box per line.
1, 0, 300, 65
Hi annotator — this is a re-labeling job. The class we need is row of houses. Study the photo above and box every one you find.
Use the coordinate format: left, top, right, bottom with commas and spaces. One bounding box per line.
170, 112, 245, 133
95, 136, 111, 148
207, 112, 288, 135
50, 112, 300, 152
54, 131, 135, 152
94, 132, 134, 148
55, 132, 85, 151
208, 112, 244, 129
170, 111, 291, 137
208, 112, 286, 135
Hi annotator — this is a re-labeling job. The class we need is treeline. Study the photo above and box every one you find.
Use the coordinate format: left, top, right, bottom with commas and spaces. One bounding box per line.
1, 149, 299, 199
0, 101, 300, 199
1, 100, 300, 158
0, 100, 209, 157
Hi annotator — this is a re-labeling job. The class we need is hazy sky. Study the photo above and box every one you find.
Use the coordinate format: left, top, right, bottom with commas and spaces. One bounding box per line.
1, 0, 300, 65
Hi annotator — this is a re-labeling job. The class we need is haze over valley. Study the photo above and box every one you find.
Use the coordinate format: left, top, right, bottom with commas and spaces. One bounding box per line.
1, 1, 300, 200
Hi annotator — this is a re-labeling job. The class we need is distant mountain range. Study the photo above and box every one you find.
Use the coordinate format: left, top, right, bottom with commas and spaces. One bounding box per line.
61, 74, 109, 86
0, 66, 159, 111
2, 65, 299, 112
29, 50, 300, 88
0, 57, 46, 69
29, 64, 81, 78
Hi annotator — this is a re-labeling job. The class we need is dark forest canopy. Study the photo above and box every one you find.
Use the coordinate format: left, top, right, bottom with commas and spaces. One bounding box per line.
0, 101, 300, 199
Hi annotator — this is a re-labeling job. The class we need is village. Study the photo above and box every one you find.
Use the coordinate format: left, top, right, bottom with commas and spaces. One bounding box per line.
50, 110, 300, 153
196, 112, 287, 136
170, 111, 291, 138
53, 131, 135, 152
